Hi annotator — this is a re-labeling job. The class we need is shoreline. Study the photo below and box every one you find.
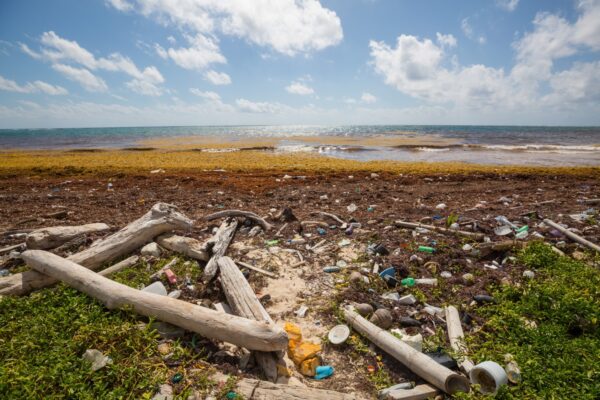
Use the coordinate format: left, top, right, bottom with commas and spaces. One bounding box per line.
1, 148, 599, 177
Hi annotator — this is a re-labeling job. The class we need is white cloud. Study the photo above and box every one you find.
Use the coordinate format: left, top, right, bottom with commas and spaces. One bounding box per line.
190, 88, 221, 102
361, 92, 377, 104
461, 18, 486, 44
159, 34, 226, 71
343, 98, 357, 104
203, 70, 231, 85
126, 79, 163, 96
369, 1, 600, 113
236, 98, 284, 113
436, 33, 457, 48
52, 64, 108, 92
105, 0, 132, 11
496, 0, 519, 12
109, 0, 343, 57
23, 31, 164, 95
0, 75, 68, 95
546, 61, 600, 104
285, 81, 314, 95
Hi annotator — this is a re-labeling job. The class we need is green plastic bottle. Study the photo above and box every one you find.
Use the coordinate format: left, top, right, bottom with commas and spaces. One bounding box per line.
418, 246, 435, 253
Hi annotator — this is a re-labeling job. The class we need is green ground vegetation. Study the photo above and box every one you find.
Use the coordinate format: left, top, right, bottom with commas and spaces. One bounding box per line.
458, 243, 600, 399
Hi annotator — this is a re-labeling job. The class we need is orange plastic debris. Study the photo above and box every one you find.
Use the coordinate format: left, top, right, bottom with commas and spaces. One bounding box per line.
284, 322, 322, 377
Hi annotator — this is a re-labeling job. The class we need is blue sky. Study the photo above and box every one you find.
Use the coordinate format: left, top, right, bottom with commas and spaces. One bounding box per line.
0, 0, 599, 128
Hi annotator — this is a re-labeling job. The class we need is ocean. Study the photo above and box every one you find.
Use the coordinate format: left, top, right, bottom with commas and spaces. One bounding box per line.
1, 125, 599, 166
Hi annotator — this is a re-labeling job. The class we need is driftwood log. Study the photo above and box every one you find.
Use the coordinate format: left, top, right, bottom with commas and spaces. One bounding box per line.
22, 250, 288, 352
344, 307, 470, 394
314, 211, 346, 225
210, 372, 357, 399
394, 220, 484, 241
98, 255, 139, 277
0, 203, 193, 296
202, 219, 238, 282
444, 306, 474, 374
544, 219, 600, 253
205, 210, 274, 231
218, 257, 282, 382
26, 223, 110, 250
156, 233, 209, 261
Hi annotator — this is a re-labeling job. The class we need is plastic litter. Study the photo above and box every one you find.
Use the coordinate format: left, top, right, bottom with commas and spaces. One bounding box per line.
82, 349, 112, 372
391, 328, 423, 351
494, 225, 513, 236
164, 268, 177, 285
315, 365, 334, 380
401, 277, 415, 287
284, 322, 322, 377
171, 372, 183, 384
426, 351, 457, 369
323, 266, 341, 273
523, 270, 535, 279
399, 317, 422, 327
295, 305, 309, 318
142, 281, 168, 296
470, 361, 508, 394
417, 246, 435, 253
328, 324, 350, 345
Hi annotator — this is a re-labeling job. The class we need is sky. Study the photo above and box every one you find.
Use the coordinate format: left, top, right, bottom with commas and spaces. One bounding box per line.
0, 0, 599, 128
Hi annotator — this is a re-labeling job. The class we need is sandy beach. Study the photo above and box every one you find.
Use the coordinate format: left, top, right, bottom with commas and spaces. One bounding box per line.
1, 151, 599, 398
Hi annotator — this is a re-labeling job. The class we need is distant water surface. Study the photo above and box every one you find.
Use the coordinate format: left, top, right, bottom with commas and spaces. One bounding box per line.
1, 125, 599, 166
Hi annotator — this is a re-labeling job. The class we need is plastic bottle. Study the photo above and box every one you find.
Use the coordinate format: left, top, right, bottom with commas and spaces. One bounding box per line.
418, 246, 435, 253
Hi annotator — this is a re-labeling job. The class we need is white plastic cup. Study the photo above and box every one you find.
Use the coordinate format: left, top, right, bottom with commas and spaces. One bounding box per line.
470, 361, 509, 394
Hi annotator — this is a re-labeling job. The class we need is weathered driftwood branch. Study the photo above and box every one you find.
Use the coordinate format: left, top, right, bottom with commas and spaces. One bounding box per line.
0, 203, 193, 296
343, 306, 470, 395
98, 255, 139, 277
22, 250, 287, 352
155, 233, 209, 261
445, 306, 474, 374
544, 219, 600, 253
0, 243, 25, 255
236, 260, 278, 279
205, 210, 273, 231
26, 223, 111, 250
202, 219, 238, 282
300, 220, 329, 228
385, 384, 439, 400
210, 372, 357, 400
394, 220, 484, 241
313, 211, 346, 225
218, 257, 282, 382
